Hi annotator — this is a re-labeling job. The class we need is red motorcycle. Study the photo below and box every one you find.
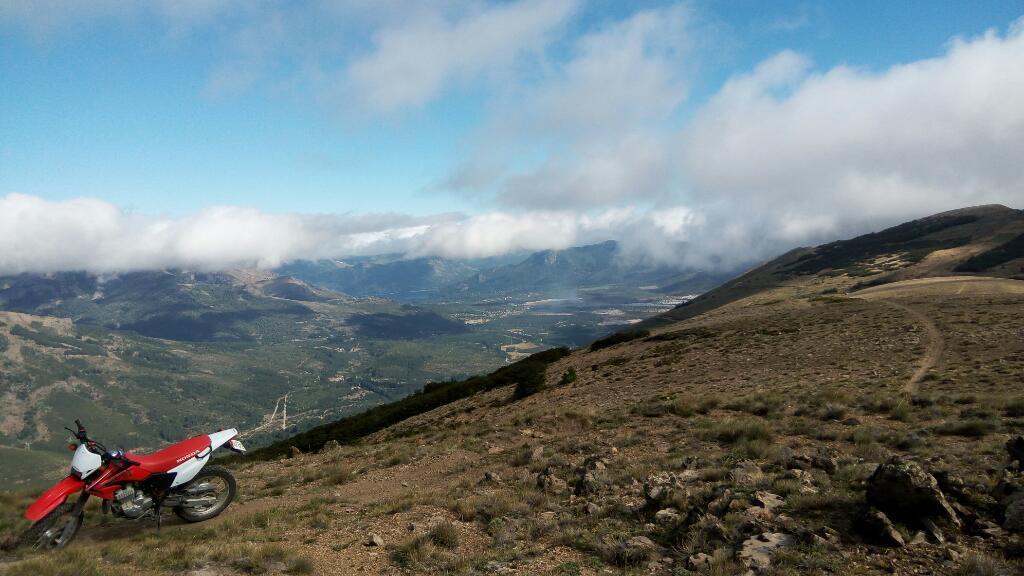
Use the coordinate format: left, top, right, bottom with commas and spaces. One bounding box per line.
23, 419, 246, 549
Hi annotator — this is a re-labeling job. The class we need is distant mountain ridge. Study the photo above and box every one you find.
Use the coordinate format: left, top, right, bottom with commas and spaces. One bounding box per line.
282, 241, 733, 301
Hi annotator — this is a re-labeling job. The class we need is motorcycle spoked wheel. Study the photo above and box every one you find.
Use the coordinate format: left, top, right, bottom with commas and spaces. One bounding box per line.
21, 502, 84, 550
173, 466, 236, 523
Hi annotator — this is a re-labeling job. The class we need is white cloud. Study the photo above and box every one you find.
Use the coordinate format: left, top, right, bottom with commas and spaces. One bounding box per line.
0, 193, 708, 274
442, 4, 694, 209
682, 21, 1024, 228
347, 0, 579, 112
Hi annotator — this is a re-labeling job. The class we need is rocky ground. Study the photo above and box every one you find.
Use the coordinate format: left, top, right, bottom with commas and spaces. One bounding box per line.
2, 275, 1024, 575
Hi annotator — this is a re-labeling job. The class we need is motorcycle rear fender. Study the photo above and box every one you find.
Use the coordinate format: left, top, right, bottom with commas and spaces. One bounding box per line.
167, 428, 239, 488
25, 475, 85, 522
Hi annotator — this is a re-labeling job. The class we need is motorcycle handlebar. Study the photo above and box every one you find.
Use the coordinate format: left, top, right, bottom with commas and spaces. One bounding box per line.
67, 419, 137, 465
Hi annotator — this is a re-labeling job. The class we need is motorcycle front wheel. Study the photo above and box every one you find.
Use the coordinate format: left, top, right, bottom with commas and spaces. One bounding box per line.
174, 466, 236, 522
22, 501, 85, 550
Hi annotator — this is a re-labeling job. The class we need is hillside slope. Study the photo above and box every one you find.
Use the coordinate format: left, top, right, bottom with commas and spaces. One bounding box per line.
643, 204, 1024, 328
3, 209, 1023, 575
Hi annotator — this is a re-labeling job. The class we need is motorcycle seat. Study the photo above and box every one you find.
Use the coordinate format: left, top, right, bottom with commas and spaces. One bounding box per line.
126, 435, 211, 473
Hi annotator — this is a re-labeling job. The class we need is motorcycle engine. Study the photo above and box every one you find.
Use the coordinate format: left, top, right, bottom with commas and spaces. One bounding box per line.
112, 485, 153, 519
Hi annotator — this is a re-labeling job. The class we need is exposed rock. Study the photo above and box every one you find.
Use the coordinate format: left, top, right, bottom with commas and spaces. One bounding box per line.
482, 471, 502, 484
530, 446, 545, 462
781, 469, 819, 494
574, 456, 610, 495
786, 454, 813, 471
855, 509, 905, 547
866, 457, 960, 527
1004, 494, 1024, 533
585, 502, 601, 516
992, 471, 1024, 507
616, 536, 658, 564
1007, 436, 1024, 463
687, 553, 712, 570
812, 526, 841, 548
708, 490, 735, 516
945, 547, 963, 563
289, 446, 303, 458
753, 491, 785, 512
537, 467, 568, 494
739, 532, 793, 572
366, 533, 384, 547
655, 508, 680, 525
643, 472, 687, 508
921, 517, 945, 544
744, 506, 774, 522
732, 461, 765, 487
321, 439, 341, 453
908, 531, 928, 546
933, 470, 970, 502
978, 521, 1008, 539
812, 449, 839, 475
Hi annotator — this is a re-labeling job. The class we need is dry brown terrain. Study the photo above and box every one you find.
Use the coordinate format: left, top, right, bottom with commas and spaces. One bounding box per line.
2, 270, 1023, 576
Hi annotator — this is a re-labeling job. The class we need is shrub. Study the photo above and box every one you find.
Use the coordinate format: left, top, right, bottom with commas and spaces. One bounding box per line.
820, 403, 848, 421
934, 419, 999, 437
1004, 398, 1024, 418
955, 552, 1011, 576
702, 419, 774, 444
559, 367, 577, 386
668, 400, 695, 418
428, 520, 459, 549
696, 397, 720, 414
589, 329, 650, 351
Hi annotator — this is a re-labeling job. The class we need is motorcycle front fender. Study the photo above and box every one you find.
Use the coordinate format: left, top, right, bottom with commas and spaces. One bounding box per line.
25, 475, 86, 522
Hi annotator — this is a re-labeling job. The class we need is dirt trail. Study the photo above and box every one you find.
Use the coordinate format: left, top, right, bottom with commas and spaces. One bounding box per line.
871, 300, 944, 394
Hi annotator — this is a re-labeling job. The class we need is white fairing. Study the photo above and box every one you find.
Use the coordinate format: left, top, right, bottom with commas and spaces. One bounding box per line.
168, 429, 238, 488
208, 428, 238, 450
71, 444, 102, 479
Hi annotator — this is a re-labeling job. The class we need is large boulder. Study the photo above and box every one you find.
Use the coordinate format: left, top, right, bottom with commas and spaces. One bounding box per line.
866, 457, 959, 527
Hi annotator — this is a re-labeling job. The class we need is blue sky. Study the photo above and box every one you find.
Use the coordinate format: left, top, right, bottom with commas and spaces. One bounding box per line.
0, 1, 1022, 273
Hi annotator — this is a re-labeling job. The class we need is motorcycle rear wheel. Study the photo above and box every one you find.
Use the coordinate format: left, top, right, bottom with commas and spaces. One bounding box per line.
174, 465, 236, 522
21, 502, 84, 550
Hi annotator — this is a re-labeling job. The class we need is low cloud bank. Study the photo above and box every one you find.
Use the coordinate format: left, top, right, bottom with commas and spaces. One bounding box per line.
0, 194, 718, 275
